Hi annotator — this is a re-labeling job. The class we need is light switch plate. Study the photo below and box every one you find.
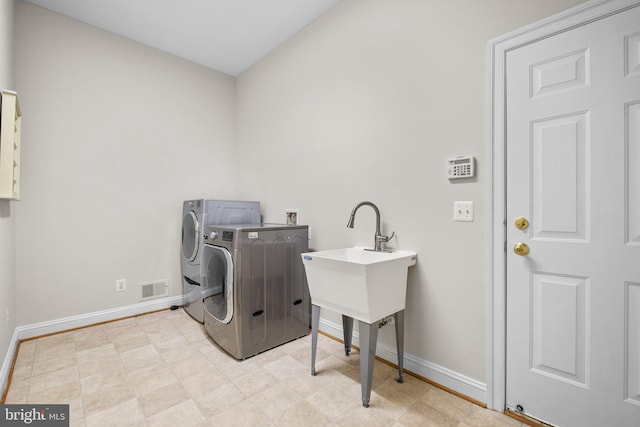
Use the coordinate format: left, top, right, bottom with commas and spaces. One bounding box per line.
453, 201, 474, 222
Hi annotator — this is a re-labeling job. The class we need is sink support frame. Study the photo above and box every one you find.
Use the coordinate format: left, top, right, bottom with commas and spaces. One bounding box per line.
310, 304, 405, 407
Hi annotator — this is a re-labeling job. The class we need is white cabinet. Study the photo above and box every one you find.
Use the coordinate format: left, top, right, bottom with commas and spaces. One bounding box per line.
0, 90, 21, 200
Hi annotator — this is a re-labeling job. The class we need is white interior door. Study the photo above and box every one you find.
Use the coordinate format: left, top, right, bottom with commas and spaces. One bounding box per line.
505, 4, 640, 426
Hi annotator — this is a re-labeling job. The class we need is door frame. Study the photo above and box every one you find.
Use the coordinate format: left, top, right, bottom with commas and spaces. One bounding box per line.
485, 0, 640, 411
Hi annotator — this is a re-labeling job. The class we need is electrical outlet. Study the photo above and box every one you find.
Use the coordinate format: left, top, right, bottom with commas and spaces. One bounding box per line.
115, 279, 127, 292
285, 209, 299, 225
453, 201, 474, 222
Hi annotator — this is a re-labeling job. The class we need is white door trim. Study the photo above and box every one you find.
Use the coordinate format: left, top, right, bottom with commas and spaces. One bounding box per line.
485, 0, 640, 411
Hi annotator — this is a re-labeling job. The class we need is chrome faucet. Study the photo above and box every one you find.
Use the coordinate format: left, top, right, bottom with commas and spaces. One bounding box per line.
346, 201, 395, 252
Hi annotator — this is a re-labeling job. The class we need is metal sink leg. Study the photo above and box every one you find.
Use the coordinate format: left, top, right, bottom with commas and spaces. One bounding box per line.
310, 304, 321, 376
358, 320, 379, 408
342, 315, 354, 356
394, 310, 405, 383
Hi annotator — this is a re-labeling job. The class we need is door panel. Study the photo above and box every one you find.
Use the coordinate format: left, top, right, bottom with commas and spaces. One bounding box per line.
530, 272, 589, 387
506, 4, 640, 426
627, 281, 640, 404
532, 112, 589, 240
628, 101, 640, 244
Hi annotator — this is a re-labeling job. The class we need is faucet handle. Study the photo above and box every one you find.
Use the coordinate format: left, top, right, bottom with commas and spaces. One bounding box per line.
377, 231, 395, 243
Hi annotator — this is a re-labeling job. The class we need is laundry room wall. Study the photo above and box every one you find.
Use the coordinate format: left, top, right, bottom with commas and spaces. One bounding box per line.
236, 0, 586, 387
0, 0, 16, 372
13, 1, 237, 325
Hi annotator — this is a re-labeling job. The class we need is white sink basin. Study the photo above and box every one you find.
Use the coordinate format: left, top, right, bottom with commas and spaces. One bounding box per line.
301, 247, 417, 323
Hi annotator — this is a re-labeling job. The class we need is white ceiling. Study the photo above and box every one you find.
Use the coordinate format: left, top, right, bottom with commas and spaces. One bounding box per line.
24, 0, 341, 76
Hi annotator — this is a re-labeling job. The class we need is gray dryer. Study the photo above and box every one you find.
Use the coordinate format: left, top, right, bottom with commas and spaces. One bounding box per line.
202, 223, 311, 359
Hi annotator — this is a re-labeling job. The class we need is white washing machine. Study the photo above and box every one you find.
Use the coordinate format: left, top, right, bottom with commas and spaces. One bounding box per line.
202, 223, 311, 359
181, 200, 261, 322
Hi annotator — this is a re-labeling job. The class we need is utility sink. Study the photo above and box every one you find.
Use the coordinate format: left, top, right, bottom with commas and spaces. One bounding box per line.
301, 247, 417, 323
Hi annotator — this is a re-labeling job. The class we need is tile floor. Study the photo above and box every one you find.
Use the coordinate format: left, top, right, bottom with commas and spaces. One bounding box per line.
3, 309, 524, 427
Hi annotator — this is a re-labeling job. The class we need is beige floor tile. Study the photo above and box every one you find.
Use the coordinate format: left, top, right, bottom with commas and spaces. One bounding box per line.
307, 382, 360, 418
35, 331, 75, 350
182, 327, 210, 344
211, 401, 274, 427
80, 371, 129, 395
218, 356, 261, 380
74, 325, 111, 352
289, 340, 332, 367
112, 334, 151, 353
76, 342, 118, 365
333, 405, 396, 427
251, 383, 303, 420
420, 386, 474, 421
126, 364, 179, 396
398, 398, 460, 427
152, 333, 189, 353
80, 366, 133, 415
251, 345, 288, 367
168, 351, 211, 378
84, 398, 146, 427
119, 343, 164, 372
230, 367, 279, 397
371, 376, 432, 419
281, 368, 333, 398
137, 381, 191, 417
461, 405, 525, 427
31, 355, 78, 377
181, 365, 227, 396
10, 364, 33, 382
14, 340, 36, 367
33, 343, 77, 364
68, 397, 85, 426
193, 382, 245, 417
147, 399, 206, 427
28, 365, 79, 396
161, 342, 201, 366
274, 400, 331, 427
3, 378, 29, 403
263, 354, 307, 380
27, 379, 82, 404
77, 344, 124, 378
190, 337, 220, 355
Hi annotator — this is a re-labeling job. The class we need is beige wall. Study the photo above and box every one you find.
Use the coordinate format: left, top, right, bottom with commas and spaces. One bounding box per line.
0, 0, 15, 367
14, 1, 237, 324
236, 0, 585, 382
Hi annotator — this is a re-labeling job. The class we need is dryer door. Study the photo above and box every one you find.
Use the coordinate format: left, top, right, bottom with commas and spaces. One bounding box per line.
182, 211, 199, 262
202, 245, 234, 324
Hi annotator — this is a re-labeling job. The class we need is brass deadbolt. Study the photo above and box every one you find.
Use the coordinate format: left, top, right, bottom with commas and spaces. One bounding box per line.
514, 217, 529, 230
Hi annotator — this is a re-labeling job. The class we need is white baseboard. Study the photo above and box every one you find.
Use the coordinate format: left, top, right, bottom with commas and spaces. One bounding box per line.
318, 317, 487, 404
1, 295, 183, 398
0, 328, 20, 401
14, 296, 183, 340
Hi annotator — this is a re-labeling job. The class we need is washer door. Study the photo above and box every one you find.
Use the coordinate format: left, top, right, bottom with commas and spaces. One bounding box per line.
182, 211, 199, 262
202, 245, 234, 324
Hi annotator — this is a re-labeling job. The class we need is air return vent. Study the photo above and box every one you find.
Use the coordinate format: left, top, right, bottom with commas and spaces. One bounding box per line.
140, 280, 168, 300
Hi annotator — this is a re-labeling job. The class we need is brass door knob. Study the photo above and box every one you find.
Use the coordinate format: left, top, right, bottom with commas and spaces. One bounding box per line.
513, 242, 530, 256
514, 217, 529, 230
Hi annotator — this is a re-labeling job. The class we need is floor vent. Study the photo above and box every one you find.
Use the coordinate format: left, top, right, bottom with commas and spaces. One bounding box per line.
140, 280, 168, 300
